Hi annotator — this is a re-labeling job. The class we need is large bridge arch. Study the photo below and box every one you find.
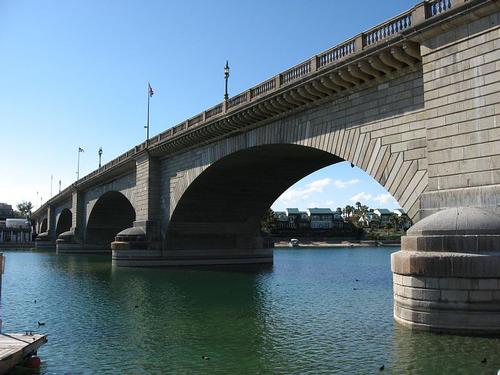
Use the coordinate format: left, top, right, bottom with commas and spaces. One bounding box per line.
163, 82, 428, 237
165, 125, 424, 250
166, 144, 343, 250
86, 191, 136, 247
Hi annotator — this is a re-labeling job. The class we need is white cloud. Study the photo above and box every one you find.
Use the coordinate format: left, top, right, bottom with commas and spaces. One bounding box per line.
350, 192, 372, 203
349, 192, 398, 207
372, 193, 396, 204
333, 179, 360, 189
326, 200, 335, 205
278, 178, 332, 205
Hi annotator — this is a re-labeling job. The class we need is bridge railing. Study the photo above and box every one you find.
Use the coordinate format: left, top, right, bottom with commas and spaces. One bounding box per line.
364, 11, 413, 47
35, 0, 470, 216
427, 0, 454, 17
318, 37, 359, 69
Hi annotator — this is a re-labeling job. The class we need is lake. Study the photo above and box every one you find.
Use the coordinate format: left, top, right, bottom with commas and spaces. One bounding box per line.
1, 248, 499, 374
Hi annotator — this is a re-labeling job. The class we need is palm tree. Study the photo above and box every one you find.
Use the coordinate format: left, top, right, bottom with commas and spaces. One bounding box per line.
355, 201, 362, 215
344, 205, 355, 220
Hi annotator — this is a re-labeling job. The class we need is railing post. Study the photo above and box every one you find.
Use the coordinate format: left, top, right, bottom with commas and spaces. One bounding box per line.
354, 33, 364, 52
310, 56, 319, 72
223, 100, 228, 113
275, 75, 281, 89
412, 2, 428, 25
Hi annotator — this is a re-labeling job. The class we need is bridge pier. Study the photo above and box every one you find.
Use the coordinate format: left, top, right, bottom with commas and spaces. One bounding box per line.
111, 247, 273, 267
34, 231, 56, 250
35, 205, 56, 250
111, 221, 273, 267
392, 207, 500, 335
56, 229, 111, 254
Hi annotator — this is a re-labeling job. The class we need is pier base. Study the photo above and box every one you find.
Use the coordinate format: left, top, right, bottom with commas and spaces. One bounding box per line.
111, 246, 273, 267
34, 241, 55, 250
56, 230, 110, 254
391, 207, 500, 335
56, 243, 111, 254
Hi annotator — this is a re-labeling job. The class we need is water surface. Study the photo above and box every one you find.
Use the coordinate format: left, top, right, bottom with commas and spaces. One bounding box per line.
2, 248, 499, 374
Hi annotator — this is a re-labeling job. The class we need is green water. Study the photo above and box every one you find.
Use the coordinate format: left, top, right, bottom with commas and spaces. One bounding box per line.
1, 248, 499, 374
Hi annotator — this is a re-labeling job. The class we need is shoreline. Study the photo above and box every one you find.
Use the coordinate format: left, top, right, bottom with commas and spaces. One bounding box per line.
0, 242, 34, 249
273, 240, 400, 248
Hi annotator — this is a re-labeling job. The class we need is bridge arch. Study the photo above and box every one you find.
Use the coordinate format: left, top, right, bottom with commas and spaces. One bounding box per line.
39, 218, 48, 233
166, 142, 407, 250
166, 103, 428, 225
86, 191, 136, 247
55, 208, 72, 236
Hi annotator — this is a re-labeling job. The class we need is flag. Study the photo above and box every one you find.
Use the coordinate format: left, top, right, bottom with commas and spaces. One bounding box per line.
148, 82, 154, 97
78, 147, 84, 152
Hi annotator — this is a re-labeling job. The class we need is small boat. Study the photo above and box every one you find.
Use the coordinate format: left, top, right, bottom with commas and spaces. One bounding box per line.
290, 238, 300, 247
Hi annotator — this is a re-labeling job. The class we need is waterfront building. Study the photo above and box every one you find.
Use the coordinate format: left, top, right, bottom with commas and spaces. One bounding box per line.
275, 208, 345, 231
285, 208, 309, 229
0, 219, 32, 243
307, 208, 342, 229
274, 211, 294, 230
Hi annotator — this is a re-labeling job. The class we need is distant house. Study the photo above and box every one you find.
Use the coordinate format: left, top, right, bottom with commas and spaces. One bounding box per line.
373, 208, 393, 226
285, 208, 309, 229
274, 211, 293, 230
285, 208, 300, 216
307, 208, 337, 229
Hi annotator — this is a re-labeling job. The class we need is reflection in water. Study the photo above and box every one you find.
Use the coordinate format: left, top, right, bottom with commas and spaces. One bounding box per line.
391, 324, 500, 374
1, 249, 500, 374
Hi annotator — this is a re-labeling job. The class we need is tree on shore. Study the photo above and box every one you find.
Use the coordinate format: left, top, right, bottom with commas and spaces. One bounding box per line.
16, 201, 33, 217
261, 208, 278, 234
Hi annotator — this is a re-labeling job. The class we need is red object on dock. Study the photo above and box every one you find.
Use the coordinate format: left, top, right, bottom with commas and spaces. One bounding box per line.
26, 356, 42, 368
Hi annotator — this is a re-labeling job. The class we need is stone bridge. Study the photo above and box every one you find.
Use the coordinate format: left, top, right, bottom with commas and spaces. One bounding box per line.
32, 0, 500, 334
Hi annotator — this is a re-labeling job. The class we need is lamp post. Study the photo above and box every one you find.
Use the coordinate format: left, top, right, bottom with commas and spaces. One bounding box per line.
98, 147, 103, 168
224, 60, 230, 101
76, 147, 84, 181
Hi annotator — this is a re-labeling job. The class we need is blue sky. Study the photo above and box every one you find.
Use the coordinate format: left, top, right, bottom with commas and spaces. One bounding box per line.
0, 0, 417, 211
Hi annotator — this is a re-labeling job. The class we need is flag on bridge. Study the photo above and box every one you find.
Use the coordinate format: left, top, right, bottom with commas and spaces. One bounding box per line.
148, 83, 154, 97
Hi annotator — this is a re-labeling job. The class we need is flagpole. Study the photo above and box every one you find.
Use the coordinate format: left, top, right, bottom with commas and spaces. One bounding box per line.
77, 149, 81, 181
146, 83, 150, 141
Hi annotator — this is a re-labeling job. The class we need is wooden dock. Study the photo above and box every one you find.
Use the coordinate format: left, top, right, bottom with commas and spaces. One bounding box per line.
0, 333, 47, 374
